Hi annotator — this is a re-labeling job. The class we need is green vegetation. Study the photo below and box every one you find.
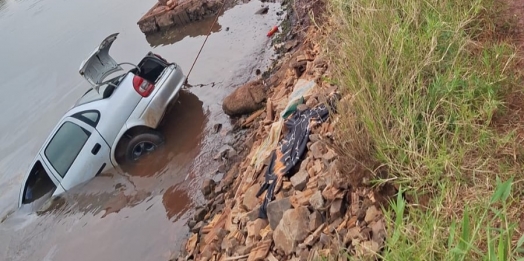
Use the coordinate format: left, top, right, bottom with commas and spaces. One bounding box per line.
324, 0, 524, 259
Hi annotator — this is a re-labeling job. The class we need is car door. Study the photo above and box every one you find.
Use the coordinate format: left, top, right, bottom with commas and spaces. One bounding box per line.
40, 117, 111, 192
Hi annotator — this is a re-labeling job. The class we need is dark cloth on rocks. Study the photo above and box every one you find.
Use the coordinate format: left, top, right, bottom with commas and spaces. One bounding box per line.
256, 104, 329, 219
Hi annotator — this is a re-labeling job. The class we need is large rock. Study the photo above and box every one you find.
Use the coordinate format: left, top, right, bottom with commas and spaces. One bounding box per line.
272, 207, 310, 255
193, 207, 207, 222
290, 170, 309, 191
266, 197, 292, 230
201, 179, 216, 199
243, 184, 261, 211
222, 80, 267, 116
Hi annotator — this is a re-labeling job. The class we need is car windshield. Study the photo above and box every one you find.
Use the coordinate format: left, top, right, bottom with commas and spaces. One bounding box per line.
75, 74, 125, 106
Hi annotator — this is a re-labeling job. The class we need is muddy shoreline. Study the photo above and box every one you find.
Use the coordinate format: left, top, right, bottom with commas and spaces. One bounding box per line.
168, 0, 386, 260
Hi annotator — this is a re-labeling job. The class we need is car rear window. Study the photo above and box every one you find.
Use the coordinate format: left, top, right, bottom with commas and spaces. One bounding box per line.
75, 75, 124, 106
45, 122, 91, 177
72, 110, 100, 127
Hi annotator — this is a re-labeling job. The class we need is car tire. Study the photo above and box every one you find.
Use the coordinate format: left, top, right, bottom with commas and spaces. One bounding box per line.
125, 130, 164, 163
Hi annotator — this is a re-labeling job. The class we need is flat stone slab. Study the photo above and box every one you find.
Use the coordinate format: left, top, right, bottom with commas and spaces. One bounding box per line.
137, 0, 223, 34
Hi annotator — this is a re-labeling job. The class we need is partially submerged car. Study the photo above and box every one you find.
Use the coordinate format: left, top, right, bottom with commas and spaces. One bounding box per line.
18, 33, 186, 208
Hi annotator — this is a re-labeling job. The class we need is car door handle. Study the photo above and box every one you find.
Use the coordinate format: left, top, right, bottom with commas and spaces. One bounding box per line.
91, 143, 101, 155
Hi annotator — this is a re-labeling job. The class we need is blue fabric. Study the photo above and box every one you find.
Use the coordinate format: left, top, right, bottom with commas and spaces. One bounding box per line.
256, 104, 329, 219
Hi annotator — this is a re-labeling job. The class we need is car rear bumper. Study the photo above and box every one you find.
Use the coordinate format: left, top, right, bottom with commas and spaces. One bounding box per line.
138, 64, 186, 128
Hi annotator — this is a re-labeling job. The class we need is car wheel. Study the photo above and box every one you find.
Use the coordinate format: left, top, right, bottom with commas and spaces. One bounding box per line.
125, 130, 164, 163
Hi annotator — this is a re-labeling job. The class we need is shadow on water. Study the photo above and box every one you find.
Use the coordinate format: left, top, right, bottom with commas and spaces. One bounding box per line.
162, 184, 192, 220
145, 15, 222, 47
121, 89, 207, 177
140, 0, 259, 48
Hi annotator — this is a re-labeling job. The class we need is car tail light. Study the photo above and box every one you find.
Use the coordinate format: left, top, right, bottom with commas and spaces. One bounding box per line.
132, 75, 155, 97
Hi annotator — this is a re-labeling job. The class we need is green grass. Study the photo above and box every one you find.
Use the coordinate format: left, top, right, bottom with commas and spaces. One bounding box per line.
383, 179, 524, 261
323, 0, 524, 259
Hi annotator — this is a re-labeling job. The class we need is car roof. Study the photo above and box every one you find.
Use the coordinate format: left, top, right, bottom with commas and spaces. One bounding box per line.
62, 88, 113, 122
74, 73, 126, 107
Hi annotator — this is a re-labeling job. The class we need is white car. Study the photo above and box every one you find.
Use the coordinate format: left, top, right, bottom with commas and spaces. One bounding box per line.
18, 33, 186, 208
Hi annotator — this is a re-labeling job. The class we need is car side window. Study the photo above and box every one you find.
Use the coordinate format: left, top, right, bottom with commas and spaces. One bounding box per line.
72, 110, 100, 127
45, 122, 91, 177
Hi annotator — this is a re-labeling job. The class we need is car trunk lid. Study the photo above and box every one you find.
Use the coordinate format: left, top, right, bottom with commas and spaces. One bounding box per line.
79, 33, 122, 87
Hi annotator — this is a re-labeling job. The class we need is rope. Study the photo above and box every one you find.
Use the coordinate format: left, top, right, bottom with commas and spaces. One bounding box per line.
184, 0, 227, 87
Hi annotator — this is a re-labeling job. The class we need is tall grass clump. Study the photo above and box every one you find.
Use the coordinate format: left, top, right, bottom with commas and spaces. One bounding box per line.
324, 0, 524, 259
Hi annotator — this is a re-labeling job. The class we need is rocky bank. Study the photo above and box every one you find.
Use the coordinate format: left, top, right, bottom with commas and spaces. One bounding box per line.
172, 0, 387, 260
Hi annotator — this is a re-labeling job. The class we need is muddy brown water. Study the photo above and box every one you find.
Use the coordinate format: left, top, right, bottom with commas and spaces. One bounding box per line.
0, 0, 284, 259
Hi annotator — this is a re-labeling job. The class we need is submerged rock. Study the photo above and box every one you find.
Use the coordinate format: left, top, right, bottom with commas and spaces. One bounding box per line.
193, 207, 208, 222
201, 179, 216, 199
222, 80, 267, 116
255, 6, 269, 14
213, 123, 222, 133
191, 221, 204, 233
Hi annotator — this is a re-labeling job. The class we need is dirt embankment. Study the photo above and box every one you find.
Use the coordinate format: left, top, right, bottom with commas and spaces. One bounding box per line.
171, 0, 387, 260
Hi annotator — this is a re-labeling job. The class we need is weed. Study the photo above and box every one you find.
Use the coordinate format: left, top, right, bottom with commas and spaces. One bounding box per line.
324, 0, 524, 259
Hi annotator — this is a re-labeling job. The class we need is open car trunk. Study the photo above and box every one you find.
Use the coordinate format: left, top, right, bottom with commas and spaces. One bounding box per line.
130, 52, 169, 84
79, 33, 169, 87
79, 33, 123, 87
21, 161, 57, 206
